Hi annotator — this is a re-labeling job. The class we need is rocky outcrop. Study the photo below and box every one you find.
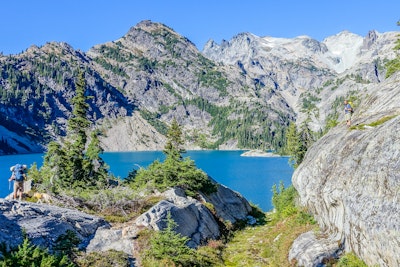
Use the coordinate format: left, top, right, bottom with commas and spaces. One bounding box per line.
0, 199, 109, 251
134, 188, 221, 248
87, 184, 252, 254
0, 181, 253, 262
199, 183, 253, 224
290, 73, 400, 266
134, 185, 252, 248
289, 231, 343, 266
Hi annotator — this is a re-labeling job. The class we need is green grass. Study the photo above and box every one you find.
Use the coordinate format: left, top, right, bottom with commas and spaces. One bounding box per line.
222, 212, 316, 267
350, 115, 397, 130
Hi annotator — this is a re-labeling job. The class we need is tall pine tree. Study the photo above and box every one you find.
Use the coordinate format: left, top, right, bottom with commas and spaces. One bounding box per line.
39, 71, 108, 191
66, 71, 91, 187
285, 122, 303, 168
285, 121, 314, 168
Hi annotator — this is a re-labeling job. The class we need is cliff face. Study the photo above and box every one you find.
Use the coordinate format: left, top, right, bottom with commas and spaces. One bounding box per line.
203, 30, 399, 132
291, 73, 400, 266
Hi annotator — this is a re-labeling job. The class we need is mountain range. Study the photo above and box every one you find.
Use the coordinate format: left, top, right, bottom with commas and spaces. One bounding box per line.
0, 20, 398, 155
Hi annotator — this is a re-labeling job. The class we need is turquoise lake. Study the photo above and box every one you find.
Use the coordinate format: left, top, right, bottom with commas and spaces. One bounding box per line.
0, 150, 293, 211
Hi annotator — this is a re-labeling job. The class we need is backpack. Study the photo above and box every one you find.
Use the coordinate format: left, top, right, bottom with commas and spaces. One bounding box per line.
13, 164, 25, 182
348, 101, 354, 114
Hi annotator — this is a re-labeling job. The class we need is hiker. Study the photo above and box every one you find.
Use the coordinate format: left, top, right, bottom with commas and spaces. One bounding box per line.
344, 100, 353, 127
8, 164, 27, 200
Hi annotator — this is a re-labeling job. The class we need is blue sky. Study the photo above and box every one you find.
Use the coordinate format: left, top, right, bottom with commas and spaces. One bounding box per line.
1, 0, 399, 55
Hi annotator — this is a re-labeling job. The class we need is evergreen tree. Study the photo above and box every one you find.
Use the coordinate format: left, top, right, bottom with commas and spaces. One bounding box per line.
272, 181, 298, 219
298, 120, 314, 156
66, 71, 91, 187
83, 130, 109, 186
285, 122, 303, 168
286, 122, 300, 168
39, 71, 108, 191
385, 21, 400, 77
0, 236, 74, 267
163, 117, 185, 160
285, 121, 314, 168
129, 119, 216, 196
144, 212, 199, 267
41, 141, 69, 190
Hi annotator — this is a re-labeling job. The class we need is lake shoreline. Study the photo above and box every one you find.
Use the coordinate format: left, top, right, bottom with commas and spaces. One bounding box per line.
0, 151, 293, 211
240, 150, 281, 157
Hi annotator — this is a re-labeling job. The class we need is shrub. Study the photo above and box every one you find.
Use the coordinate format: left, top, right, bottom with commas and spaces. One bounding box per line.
350, 115, 397, 130
385, 35, 400, 77
128, 119, 217, 197
130, 157, 216, 197
0, 236, 74, 267
272, 182, 298, 218
196, 240, 225, 267
53, 230, 80, 258
336, 252, 368, 267
248, 204, 267, 225
141, 212, 212, 267
58, 186, 161, 223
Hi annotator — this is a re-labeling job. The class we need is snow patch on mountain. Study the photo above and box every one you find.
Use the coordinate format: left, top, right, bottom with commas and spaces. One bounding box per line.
322, 31, 364, 73
203, 30, 398, 75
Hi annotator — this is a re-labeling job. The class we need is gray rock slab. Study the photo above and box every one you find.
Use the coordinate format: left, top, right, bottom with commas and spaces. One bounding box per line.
0, 199, 109, 251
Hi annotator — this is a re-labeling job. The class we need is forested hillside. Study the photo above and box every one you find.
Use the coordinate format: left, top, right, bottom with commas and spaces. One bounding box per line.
0, 21, 294, 155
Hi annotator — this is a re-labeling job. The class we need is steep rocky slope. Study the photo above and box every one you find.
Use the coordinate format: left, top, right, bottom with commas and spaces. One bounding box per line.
0, 42, 135, 154
88, 20, 292, 151
290, 72, 400, 266
0, 20, 293, 154
203, 30, 399, 131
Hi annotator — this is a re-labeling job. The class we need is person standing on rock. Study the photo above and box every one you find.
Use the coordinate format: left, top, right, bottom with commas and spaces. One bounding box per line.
8, 164, 27, 200
344, 100, 353, 127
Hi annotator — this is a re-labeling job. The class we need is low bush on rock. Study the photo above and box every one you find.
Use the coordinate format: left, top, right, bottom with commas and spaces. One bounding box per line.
0, 236, 74, 267
336, 252, 369, 267
138, 212, 216, 267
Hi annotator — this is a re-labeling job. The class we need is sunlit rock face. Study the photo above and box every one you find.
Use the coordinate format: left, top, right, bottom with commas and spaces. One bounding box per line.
86, 185, 252, 255
134, 185, 252, 248
0, 199, 108, 250
290, 73, 400, 266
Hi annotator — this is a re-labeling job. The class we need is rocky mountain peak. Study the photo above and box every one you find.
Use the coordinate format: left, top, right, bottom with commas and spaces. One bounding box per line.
132, 19, 173, 33
362, 30, 379, 50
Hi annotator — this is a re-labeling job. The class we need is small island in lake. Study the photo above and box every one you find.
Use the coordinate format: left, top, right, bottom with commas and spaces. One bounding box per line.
240, 150, 280, 157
